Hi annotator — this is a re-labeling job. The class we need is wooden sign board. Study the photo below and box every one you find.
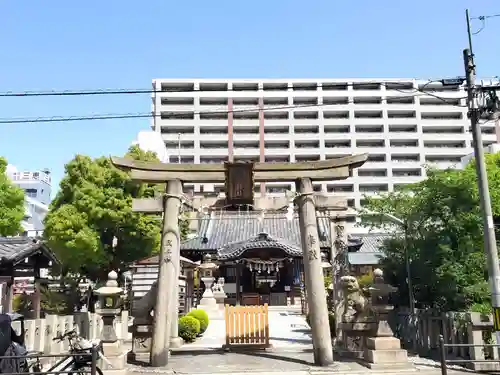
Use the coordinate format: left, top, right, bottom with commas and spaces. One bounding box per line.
225, 162, 254, 206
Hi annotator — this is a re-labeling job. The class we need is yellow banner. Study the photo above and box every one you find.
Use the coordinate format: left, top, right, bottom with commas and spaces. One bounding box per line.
493, 307, 500, 331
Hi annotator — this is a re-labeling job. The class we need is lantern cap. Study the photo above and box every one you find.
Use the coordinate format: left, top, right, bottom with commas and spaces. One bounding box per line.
95, 270, 122, 296
198, 253, 218, 270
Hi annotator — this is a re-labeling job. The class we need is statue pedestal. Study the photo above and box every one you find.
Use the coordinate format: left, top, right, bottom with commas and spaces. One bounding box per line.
363, 336, 412, 370
198, 277, 223, 319
213, 291, 227, 310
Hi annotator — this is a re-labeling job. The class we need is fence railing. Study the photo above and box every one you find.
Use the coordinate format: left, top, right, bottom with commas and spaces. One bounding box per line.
438, 335, 500, 375
0, 344, 100, 375
224, 304, 270, 349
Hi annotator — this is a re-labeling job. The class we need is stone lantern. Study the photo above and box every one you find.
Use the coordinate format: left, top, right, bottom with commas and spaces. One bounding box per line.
363, 268, 411, 369
197, 254, 220, 318
94, 270, 126, 370
95, 270, 123, 343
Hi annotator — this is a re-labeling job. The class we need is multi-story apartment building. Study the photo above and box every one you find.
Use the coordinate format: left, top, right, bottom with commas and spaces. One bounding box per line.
150, 78, 498, 219
6, 166, 52, 236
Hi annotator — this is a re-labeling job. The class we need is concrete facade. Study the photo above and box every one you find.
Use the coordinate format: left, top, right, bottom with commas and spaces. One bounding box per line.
150, 78, 498, 210
6, 166, 51, 236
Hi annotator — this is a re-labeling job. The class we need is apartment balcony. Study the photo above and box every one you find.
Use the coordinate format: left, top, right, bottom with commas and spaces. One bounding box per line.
195, 133, 229, 141
198, 148, 230, 156
262, 133, 292, 141
232, 148, 260, 157
233, 134, 259, 142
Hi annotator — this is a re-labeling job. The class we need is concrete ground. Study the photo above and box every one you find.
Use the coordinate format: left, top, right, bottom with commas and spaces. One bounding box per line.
126, 306, 479, 375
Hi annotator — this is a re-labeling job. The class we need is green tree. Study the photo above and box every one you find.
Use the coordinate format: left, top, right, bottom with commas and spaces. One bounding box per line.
0, 157, 25, 236
359, 154, 500, 311
44, 145, 189, 281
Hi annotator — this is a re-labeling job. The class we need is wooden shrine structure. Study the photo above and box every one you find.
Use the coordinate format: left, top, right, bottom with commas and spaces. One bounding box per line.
0, 237, 60, 317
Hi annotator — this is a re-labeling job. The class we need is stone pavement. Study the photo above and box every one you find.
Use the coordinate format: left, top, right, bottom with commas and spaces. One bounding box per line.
127, 306, 478, 375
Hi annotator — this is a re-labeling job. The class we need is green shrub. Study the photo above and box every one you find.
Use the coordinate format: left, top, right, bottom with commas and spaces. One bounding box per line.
187, 309, 209, 334
178, 316, 200, 342
305, 312, 336, 336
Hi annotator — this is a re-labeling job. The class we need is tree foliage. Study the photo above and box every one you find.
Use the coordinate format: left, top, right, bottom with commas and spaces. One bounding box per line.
0, 157, 25, 236
44, 145, 189, 281
359, 154, 500, 312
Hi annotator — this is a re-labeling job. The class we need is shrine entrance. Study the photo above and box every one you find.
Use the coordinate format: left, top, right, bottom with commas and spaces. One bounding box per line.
111, 154, 367, 367
217, 232, 302, 307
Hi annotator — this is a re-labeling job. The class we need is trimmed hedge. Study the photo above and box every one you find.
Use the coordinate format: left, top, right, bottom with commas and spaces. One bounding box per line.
178, 315, 200, 342
187, 309, 209, 334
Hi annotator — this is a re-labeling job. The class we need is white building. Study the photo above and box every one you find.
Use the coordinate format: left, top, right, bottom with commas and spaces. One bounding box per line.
150, 78, 498, 226
6, 165, 51, 237
132, 130, 169, 162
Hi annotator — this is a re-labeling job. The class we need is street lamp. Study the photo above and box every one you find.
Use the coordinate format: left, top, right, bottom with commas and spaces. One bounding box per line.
364, 211, 415, 314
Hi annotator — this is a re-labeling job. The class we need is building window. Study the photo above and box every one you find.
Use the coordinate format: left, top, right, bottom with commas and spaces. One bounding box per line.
24, 188, 37, 198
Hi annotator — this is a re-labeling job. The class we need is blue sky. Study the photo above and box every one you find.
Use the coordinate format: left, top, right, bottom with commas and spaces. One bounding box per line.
0, 0, 498, 193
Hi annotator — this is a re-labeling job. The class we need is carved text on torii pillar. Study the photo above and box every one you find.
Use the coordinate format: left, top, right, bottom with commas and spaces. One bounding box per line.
307, 234, 318, 261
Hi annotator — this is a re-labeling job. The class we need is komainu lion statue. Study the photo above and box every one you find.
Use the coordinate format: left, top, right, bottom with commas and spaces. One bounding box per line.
339, 275, 373, 323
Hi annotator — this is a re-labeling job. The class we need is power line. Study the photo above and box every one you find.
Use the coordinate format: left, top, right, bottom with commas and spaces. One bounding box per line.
0, 93, 467, 125
0, 80, 461, 98
469, 12, 500, 35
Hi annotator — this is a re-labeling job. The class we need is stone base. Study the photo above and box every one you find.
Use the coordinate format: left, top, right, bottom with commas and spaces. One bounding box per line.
169, 336, 184, 348
198, 299, 224, 320
362, 337, 412, 369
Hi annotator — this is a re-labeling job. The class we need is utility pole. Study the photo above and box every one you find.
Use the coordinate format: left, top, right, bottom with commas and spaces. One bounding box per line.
464, 8, 500, 338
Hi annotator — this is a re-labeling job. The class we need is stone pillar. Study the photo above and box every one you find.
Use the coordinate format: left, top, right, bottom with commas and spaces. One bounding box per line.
151, 179, 182, 367
296, 178, 334, 367
95, 271, 127, 373
330, 215, 348, 348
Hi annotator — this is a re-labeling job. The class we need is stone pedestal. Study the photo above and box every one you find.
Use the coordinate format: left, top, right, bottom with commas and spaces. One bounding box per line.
363, 336, 411, 370
95, 271, 128, 374
100, 341, 127, 375
198, 276, 223, 319
213, 291, 227, 310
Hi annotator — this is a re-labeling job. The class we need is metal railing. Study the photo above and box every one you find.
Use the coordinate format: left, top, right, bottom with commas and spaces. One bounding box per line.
439, 334, 500, 375
0, 344, 99, 375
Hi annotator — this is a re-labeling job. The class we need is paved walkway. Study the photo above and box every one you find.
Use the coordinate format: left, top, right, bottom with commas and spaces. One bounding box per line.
134, 306, 476, 374
176, 305, 312, 351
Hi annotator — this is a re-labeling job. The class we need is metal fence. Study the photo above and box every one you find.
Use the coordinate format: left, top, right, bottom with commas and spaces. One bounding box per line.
0, 344, 99, 375
438, 334, 499, 375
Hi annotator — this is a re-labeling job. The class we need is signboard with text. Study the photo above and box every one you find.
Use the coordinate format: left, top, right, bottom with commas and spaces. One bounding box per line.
225, 162, 254, 206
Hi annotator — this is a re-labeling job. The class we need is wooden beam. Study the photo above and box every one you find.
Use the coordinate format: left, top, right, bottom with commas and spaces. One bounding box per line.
130, 165, 351, 183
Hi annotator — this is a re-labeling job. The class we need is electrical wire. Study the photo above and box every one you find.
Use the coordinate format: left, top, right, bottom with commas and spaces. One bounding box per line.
0, 93, 467, 125
0, 80, 461, 98
470, 13, 500, 35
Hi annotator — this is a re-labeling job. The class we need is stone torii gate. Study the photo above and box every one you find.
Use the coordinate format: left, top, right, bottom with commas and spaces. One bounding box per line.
112, 154, 367, 367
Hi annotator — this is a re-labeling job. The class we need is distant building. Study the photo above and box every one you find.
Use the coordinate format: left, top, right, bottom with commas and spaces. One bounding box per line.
459, 143, 500, 169
6, 166, 52, 236
133, 130, 169, 162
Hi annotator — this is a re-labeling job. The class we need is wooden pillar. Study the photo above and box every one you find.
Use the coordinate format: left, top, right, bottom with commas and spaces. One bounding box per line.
296, 177, 334, 366
235, 264, 241, 306
33, 262, 41, 319
150, 179, 182, 367
4, 277, 14, 313
185, 268, 195, 313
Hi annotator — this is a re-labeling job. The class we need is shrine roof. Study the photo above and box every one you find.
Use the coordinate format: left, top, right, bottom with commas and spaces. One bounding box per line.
180, 211, 362, 254
0, 237, 59, 267
348, 233, 389, 265
218, 232, 302, 260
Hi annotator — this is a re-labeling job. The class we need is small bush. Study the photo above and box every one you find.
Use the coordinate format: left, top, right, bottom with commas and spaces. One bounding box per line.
178, 316, 200, 342
187, 309, 209, 334
305, 312, 336, 336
